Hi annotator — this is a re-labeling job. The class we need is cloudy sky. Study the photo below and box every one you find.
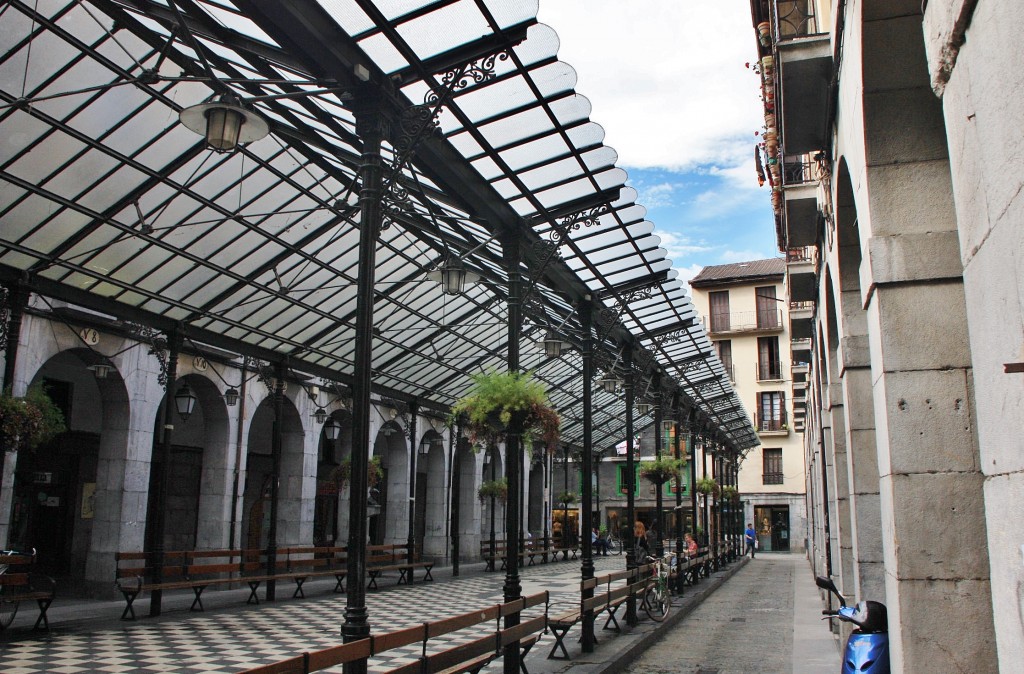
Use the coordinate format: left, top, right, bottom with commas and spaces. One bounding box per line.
535, 1, 780, 282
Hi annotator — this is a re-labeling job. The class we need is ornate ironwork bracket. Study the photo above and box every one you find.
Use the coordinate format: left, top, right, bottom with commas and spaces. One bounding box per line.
382, 49, 510, 230
122, 322, 171, 388
243, 355, 275, 394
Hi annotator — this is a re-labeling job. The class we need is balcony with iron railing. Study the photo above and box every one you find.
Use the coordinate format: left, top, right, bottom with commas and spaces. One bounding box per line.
755, 414, 789, 435
706, 309, 784, 335
787, 246, 817, 302
757, 360, 784, 382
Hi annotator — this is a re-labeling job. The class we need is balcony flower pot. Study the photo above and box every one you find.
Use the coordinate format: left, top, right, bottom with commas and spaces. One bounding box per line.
757, 21, 772, 47
639, 457, 685, 485
0, 385, 65, 453
448, 370, 560, 452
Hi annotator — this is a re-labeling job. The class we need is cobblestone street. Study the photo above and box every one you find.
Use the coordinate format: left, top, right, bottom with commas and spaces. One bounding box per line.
622, 554, 838, 674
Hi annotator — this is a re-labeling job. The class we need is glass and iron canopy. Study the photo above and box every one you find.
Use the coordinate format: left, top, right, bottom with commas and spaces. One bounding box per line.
0, 0, 757, 453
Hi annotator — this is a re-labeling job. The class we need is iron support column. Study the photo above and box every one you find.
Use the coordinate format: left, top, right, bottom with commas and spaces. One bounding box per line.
674, 401, 685, 594
149, 330, 181, 617
653, 388, 664, 559
501, 233, 523, 674
266, 362, 285, 601
623, 349, 638, 626
407, 401, 418, 566
579, 297, 595, 652
1, 282, 28, 393
450, 428, 461, 576
343, 90, 385, 672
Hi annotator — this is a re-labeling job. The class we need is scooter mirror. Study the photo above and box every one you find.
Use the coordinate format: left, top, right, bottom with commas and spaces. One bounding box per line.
815, 575, 847, 606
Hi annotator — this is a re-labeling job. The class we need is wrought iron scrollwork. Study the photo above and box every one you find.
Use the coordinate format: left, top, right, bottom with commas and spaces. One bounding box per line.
547, 205, 608, 246
122, 322, 170, 387
655, 329, 689, 346
381, 49, 509, 233
244, 355, 275, 394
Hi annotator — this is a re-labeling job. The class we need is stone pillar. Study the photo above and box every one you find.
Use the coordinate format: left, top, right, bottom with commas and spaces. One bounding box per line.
923, 2, 1024, 670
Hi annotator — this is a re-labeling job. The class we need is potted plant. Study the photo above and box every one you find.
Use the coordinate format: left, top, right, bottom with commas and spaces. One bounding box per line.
638, 456, 685, 485
0, 385, 65, 453
757, 21, 772, 46
695, 477, 720, 497
478, 477, 508, 502
448, 370, 560, 452
721, 485, 740, 503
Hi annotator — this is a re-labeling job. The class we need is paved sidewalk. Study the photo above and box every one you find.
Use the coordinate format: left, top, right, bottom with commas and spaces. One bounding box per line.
0, 551, 816, 674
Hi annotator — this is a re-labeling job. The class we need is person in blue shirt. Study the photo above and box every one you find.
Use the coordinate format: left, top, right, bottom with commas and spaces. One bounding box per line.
745, 523, 757, 559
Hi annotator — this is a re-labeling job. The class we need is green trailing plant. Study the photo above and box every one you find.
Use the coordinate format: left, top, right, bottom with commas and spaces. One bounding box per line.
721, 485, 740, 502
556, 490, 578, 505
334, 455, 383, 489
448, 369, 560, 452
695, 477, 720, 496
478, 477, 508, 502
0, 385, 66, 453
638, 456, 685, 485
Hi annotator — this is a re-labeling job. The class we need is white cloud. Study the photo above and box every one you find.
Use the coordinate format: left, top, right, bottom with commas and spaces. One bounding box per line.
633, 180, 680, 209
536, 0, 763, 171
719, 249, 776, 264
653, 229, 712, 263
672, 263, 705, 286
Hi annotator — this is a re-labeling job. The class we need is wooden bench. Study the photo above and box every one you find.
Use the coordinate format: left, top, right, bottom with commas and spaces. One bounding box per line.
0, 550, 55, 631
239, 590, 550, 674
546, 564, 653, 660
480, 539, 546, 571
366, 543, 434, 590
115, 547, 342, 619
280, 546, 347, 597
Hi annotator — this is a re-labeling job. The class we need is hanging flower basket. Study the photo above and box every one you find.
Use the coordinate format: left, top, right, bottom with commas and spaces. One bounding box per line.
478, 478, 508, 502
556, 491, 578, 506
695, 477, 720, 497
721, 485, 741, 503
0, 385, 65, 453
334, 455, 382, 490
638, 457, 685, 485
448, 370, 560, 452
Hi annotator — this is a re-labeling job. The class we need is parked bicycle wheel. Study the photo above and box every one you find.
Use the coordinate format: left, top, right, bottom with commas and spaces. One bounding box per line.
643, 583, 670, 622
609, 533, 623, 555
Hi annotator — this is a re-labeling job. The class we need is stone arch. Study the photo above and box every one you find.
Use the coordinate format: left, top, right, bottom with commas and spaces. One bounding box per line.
12, 347, 130, 583
479, 444, 504, 544
314, 409, 352, 546
371, 420, 407, 545
416, 428, 446, 557
241, 391, 305, 550
455, 439, 478, 560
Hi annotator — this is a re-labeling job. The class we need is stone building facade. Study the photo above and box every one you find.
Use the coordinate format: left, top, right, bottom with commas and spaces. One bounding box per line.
689, 259, 808, 554
0, 301, 538, 597
751, 0, 1022, 671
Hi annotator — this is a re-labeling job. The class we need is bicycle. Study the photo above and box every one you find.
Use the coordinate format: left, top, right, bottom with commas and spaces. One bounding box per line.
0, 548, 34, 630
606, 532, 624, 555
640, 553, 674, 622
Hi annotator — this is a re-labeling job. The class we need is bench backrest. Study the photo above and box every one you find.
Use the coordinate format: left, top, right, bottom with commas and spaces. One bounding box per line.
239, 591, 549, 674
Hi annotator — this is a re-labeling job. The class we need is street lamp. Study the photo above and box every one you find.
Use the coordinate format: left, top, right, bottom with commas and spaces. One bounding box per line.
179, 94, 269, 153
542, 331, 572, 359
223, 386, 239, 407
313, 406, 328, 424
428, 258, 480, 295
174, 384, 198, 421
324, 416, 342, 441
598, 373, 622, 394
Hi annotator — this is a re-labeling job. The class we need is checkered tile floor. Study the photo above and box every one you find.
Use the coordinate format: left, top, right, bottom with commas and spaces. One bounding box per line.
0, 556, 622, 673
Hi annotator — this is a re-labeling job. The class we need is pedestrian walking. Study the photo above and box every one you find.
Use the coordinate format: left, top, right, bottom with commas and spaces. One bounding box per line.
745, 522, 757, 558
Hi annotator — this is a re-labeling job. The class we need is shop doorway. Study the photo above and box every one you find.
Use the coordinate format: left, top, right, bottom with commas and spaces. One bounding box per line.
753, 505, 790, 552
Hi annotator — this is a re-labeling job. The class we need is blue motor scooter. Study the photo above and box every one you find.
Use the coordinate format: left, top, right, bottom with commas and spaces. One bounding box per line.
815, 575, 889, 674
